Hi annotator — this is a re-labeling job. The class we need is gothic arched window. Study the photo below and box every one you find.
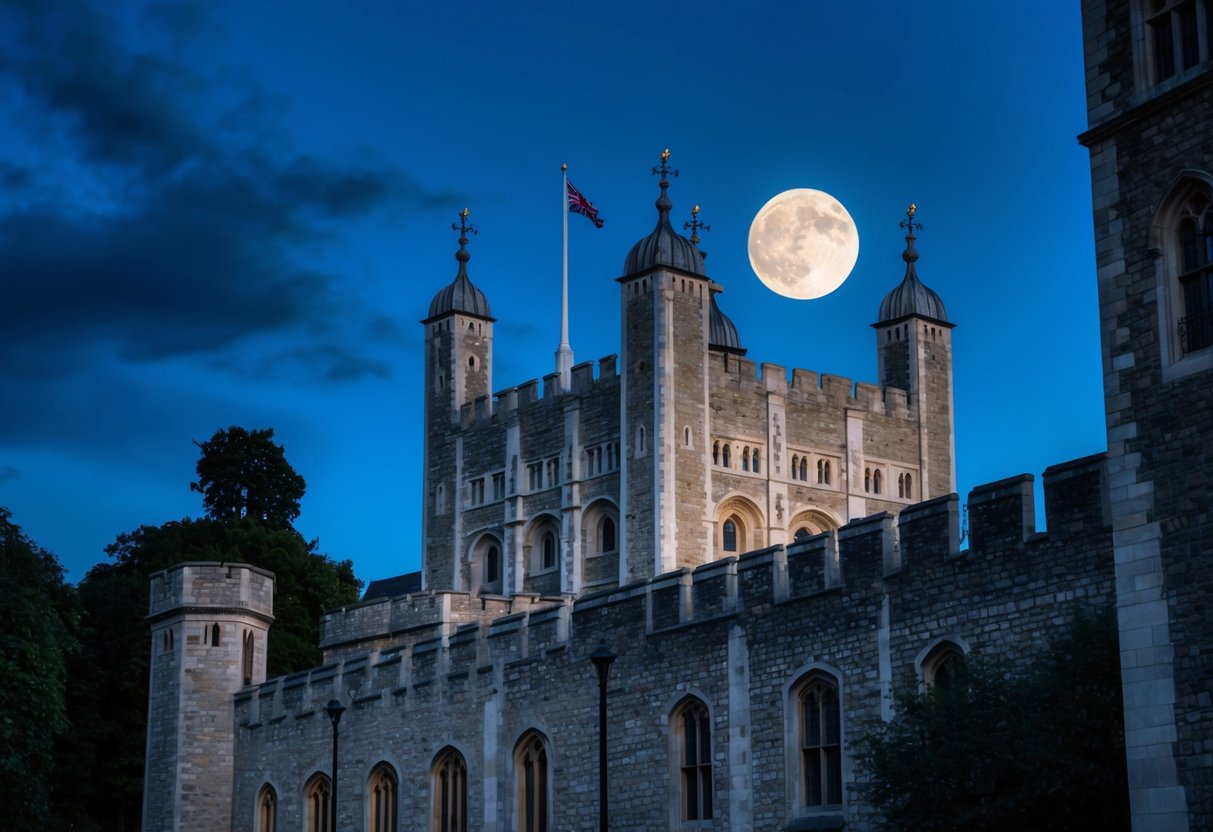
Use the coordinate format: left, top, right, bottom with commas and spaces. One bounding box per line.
433, 748, 467, 832
791, 454, 800, 480
798, 673, 843, 808
673, 698, 713, 821
599, 516, 616, 553
258, 784, 276, 832
304, 773, 331, 832
799, 457, 808, 481
542, 531, 557, 571
722, 519, 738, 553
368, 763, 398, 832
741, 447, 750, 472
242, 630, 254, 686
713, 441, 720, 466
516, 733, 550, 832
722, 444, 731, 468
873, 469, 882, 495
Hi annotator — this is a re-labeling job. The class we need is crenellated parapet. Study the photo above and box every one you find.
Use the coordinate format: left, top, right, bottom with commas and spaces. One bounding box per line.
455, 354, 621, 429
245, 453, 1111, 731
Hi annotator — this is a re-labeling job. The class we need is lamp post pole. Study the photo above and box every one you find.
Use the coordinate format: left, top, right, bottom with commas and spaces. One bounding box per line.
590, 641, 616, 832
326, 698, 346, 832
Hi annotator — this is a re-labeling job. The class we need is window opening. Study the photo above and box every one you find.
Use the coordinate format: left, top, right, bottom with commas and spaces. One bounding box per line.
800, 675, 843, 807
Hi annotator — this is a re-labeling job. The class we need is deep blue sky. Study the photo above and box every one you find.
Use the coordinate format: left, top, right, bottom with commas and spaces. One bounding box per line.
0, 1, 1103, 584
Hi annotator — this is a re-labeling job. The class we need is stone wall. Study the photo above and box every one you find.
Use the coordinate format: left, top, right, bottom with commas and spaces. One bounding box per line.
230, 455, 1113, 832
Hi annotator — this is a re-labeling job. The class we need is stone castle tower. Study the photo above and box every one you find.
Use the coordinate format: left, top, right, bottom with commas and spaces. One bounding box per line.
142, 563, 274, 832
415, 152, 956, 605
1080, 1, 1213, 829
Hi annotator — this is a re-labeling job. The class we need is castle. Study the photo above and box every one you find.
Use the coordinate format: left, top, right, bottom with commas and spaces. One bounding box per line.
140, 3, 1213, 829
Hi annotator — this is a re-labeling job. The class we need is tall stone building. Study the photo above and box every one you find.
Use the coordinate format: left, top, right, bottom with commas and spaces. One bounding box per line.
1080, 1, 1213, 829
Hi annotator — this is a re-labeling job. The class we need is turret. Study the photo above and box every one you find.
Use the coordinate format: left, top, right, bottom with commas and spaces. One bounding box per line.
873, 204, 956, 499
617, 151, 715, 581
421, 210, 495, 590
142, 562, 274, 832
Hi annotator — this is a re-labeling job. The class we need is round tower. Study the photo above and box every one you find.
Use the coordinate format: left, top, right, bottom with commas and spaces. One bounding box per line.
142, 562, 274, 832
873, 204, 956, 499
421, 209, 494, 591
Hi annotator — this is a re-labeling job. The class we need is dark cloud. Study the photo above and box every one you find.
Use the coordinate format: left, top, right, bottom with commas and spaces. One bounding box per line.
0, 0, 459, 383
0, 465, 19, 481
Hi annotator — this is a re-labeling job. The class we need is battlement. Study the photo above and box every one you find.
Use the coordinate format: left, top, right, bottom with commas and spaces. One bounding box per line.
265, 453, 1111, 710
707, 354, 913, 417
457, 354, 621, 428
147, 561, 274, 622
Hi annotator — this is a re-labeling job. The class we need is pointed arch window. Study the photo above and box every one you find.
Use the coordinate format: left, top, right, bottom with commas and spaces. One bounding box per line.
163, 627, 174, 653
722, 519, 738, 553
516, 733, 549, 832
673, 698, 713, 821
751, 448, 761, 474
864, 468, 871, 493
712, 441, 720, 466
791, 454, 800, 480
486, 544, 500, 583
368, 763, 398, 832
542, 531, 557, 571
258, 784, 276, 832
741, 447, 750, 472
211, 622, 221, 647
722, 444, 730, 468
599, 516, 616, 553
798, 674, 843, 808
873, 469, 882, 495
799, 457, 808, 481
433, 748, 467, 832
1178, 197, 1213, 353
922, 641, 966, 690
904, 472, 912, 498
304, 773, 332, 832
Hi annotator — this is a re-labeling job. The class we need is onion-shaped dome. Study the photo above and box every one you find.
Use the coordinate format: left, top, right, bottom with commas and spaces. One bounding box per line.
709, 289, 746, 355
876, 227, 950, 326
425, 210, 493, 322
623, 153, 705, 277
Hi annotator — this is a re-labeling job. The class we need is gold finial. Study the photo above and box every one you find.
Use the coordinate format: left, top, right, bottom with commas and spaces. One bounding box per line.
461, 207, 469, 219
652, 149, 679, 182
662, 148, 670, 161
561, 163, 567, 172
900, 203, 922, 236
684, 204, 710, 246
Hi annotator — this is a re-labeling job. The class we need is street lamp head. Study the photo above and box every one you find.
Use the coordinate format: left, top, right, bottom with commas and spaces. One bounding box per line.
590, 640, 616, 686
325, 698, 346, 728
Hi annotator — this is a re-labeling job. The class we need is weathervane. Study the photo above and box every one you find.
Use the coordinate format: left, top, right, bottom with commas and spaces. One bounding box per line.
652, 148, 679, 182
453, 207, 477, 262
684, 204, 710, 246
899, 203, 922, 237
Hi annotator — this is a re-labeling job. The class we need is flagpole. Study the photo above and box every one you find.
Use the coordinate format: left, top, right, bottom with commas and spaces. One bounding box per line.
557, 163, 573, 391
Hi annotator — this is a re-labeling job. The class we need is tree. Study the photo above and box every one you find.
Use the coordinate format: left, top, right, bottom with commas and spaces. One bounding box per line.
855, 606, 1129, 832
57, 428, 360, 831
0, 507, 78, 827
191, 426, 306, 529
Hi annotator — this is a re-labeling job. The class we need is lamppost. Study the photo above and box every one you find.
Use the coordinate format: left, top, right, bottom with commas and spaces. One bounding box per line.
326, 698, 346, 832
590, 641, 616, 832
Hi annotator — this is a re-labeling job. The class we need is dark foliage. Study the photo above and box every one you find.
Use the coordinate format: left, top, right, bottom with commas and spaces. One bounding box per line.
191, 426, 306, 529
0, 507, 79, 827
855, 607, 1130, 832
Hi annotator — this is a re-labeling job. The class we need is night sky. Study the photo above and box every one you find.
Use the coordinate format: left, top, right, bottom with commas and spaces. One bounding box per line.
0, 1, 1104, 584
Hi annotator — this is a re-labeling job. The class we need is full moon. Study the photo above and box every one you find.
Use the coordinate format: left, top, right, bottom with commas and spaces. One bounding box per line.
747, 189, 859, 300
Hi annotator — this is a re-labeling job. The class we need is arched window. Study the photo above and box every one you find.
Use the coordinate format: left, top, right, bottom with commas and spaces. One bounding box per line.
817, 459, 825, 484
211, 623, 221, 647
864, 468, 871, 492
712, 441, 720, 466
798, 673, 843, 808
163, 628, 173, 653
542, 531, 557, 571
873, 469, 882, 495
672, 698, 713, 821
257, 783, 276, 832
823, 460, 831, 485
794, 527, 812, 542
433, 748, 467, 832
304, 773, 332, 832
904, 473, 912, 499
599, 516, 616, 553
722, 444, 731, 468
741, 447, 750, 472
799, 457, 808, 481
791, 454, 800, 480
898, 473, 905, 498
516, 733, 549, 832
1178, 199, 1213, 353
752, 450, 761, 474
243, 630, 254, 687
368, 763, 398, 832
922, 641, 966, 689
722, 519, 738, 552
486, 544, 500, 583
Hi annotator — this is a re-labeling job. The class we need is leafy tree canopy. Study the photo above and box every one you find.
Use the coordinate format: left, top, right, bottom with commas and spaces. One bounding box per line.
0, 507, 78, 827
855, 606, 1129, 832
191, 426, 306, 529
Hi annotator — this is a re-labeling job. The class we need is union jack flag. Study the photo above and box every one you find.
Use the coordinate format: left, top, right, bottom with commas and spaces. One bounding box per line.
567, 179, 604, 228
